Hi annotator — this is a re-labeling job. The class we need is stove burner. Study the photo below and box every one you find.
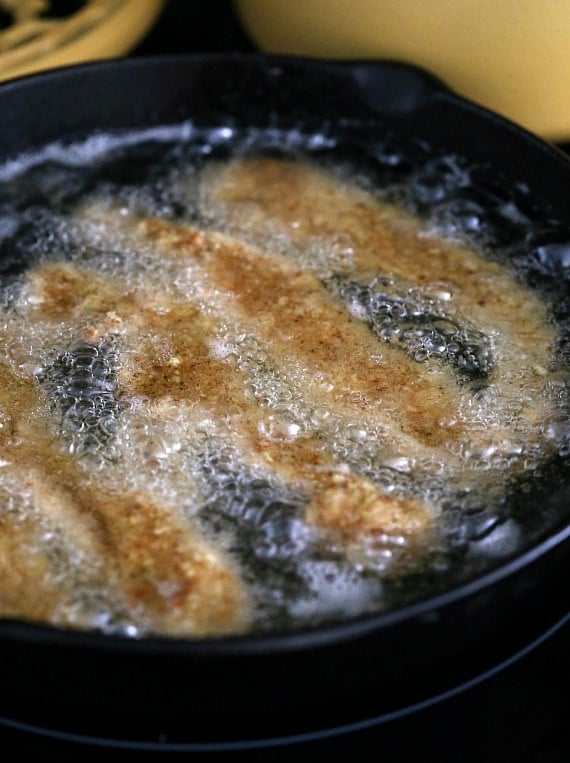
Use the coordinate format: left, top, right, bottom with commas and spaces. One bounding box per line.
0, 613, 568, 756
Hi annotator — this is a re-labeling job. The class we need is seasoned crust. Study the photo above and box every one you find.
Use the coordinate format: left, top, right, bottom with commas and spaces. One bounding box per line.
306, 472, 429, 539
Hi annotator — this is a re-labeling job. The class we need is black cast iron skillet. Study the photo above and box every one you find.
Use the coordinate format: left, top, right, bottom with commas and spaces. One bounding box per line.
0, 55, 568, 751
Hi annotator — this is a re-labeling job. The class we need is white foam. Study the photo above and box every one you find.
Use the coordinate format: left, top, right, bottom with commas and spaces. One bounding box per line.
0, 123, 197, 181
289, 561, 382, 620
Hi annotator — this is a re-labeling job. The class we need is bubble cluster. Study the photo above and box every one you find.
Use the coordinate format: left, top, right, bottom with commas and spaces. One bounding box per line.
38, 341, 120, 459
328, 274, 494, 385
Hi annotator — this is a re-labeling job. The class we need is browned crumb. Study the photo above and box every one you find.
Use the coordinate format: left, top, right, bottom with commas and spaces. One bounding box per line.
0, 361, 251, 635
306, 473, 430, 540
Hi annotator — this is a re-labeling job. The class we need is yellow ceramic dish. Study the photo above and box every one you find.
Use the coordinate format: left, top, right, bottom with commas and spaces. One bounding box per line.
0, 0, 166, 83
235, 0, 570, 142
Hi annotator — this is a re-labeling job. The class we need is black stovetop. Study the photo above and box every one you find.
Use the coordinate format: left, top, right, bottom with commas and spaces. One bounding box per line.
0, 2, 568, 760
0, 615, 568, 761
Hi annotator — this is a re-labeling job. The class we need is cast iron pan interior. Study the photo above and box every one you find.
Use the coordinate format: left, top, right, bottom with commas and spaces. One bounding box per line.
0, 55, 568, 748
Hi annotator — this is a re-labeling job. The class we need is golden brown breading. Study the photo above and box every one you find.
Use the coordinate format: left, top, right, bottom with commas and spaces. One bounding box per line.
0, 507, 69, 623
0, 359, 251, 635
203, 158, 555, 376
137, 217, 467, 449
306, 472, 429, 538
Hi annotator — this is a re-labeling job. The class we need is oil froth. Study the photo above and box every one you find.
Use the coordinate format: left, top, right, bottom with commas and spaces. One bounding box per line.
0, 125, 567, 636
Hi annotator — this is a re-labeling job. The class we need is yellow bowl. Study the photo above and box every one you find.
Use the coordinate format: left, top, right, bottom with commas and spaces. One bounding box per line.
235, 0, 570, 142
0, 0, 166, 84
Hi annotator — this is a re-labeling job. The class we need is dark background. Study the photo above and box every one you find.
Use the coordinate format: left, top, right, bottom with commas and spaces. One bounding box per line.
0, 1, 568, 760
